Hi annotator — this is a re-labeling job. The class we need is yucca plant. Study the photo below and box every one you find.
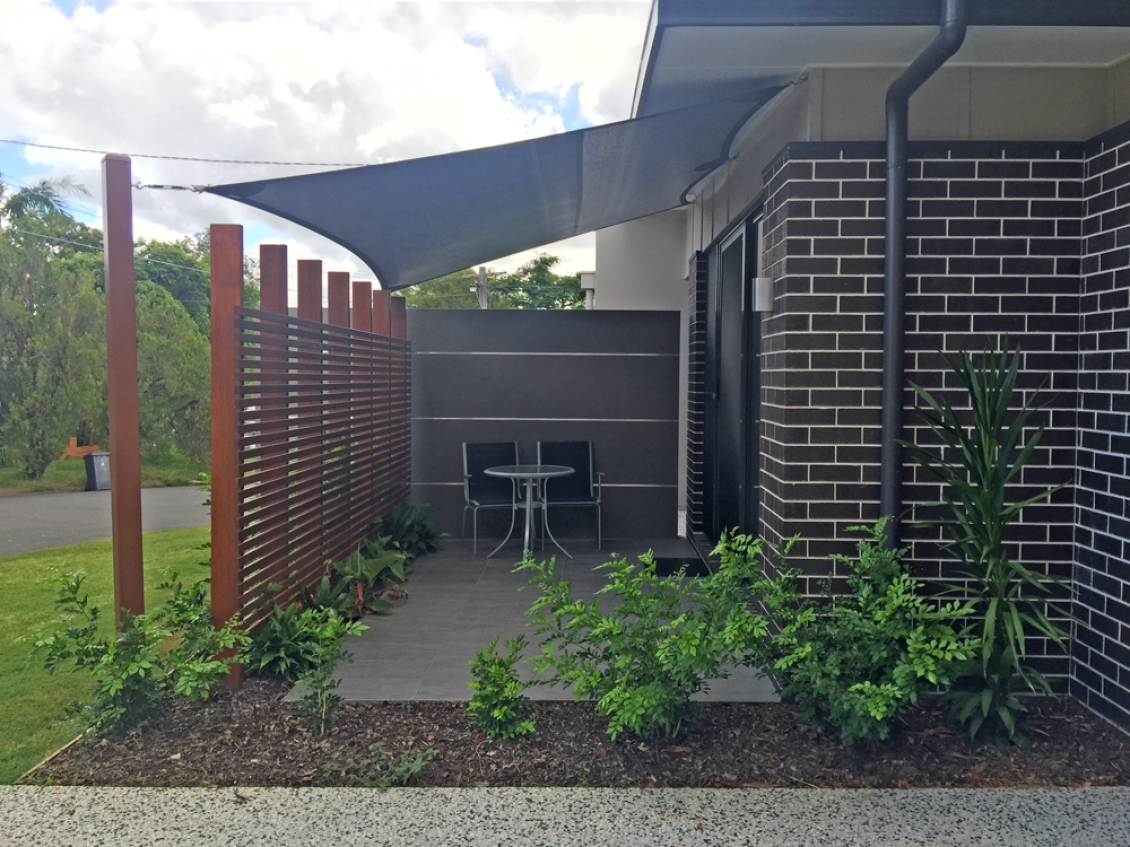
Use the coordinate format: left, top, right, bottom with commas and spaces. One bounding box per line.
902, 345, 1072, 745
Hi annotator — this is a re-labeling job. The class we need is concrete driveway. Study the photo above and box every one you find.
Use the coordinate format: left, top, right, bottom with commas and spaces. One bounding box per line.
2, 785, 1129, 846
0, 487, 210, 558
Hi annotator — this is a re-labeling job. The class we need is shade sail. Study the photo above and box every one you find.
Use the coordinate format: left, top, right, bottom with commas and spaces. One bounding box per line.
206, 89, 780, 290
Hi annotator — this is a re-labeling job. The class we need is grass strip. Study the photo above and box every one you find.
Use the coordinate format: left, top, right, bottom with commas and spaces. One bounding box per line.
0, 453, 208, 494
0, 526, 211, 783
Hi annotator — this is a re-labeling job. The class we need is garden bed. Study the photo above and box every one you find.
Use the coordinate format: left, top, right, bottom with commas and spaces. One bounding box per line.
28, 677, 1130, 789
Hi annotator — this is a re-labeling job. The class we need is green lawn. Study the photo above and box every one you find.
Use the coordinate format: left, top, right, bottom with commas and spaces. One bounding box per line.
0, 453, 208, 493
0, 526, 211, 783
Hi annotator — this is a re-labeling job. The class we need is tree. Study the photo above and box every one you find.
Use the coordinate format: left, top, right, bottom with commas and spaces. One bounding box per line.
396, 255, 583, 310
134, 281, 211, 462
134, 238, 212, 335
0, 226, 106, 477
494, 255, 584, 310
396, 268, 513, 310
0, 174, 91, 223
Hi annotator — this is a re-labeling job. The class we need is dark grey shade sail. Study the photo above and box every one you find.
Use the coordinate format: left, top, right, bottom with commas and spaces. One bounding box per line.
205, 88, 780, 290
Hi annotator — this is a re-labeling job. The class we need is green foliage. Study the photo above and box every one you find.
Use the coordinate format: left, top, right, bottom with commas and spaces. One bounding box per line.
740, 522, 976, 743
294, 610, 365, 736
249, 600, 334, 681
298, 574, 357, 618
520, 549, 769, 740
135, 280, 210, 462
331, 546, 408, 615
324, 743, 437, 788
32, 570, 247, 735
904, 345, 1073, 745
0, 189, 216, 477
0, 224, 106, 478
396, 254, 584, 311
467, 635, 536, 739
378, 502, 442, 560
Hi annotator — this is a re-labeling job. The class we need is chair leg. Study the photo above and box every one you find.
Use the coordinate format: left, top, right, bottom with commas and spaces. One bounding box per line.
472, 507, 478, 557
596, 504, 601, 550
461, 506, 469, 541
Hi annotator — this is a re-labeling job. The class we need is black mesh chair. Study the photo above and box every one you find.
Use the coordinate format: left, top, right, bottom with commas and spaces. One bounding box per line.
462, 441, 519, 556
537, 440, 603, 549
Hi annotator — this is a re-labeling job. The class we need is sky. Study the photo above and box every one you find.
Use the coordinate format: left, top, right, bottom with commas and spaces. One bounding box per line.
0, 0, 652, 298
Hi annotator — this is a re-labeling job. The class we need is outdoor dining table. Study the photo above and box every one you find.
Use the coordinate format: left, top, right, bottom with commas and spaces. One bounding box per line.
483, 464, 574, 559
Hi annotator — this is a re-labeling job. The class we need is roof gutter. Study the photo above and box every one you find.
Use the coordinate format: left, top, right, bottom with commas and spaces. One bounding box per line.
880, 0, 967, 548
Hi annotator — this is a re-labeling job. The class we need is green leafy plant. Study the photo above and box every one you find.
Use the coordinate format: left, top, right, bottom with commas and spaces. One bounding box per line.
378, 502, 442, 560
324, 743, 437, 788
295, 610, 366, 735
297, 574, 357, 618
739, 522, 976, 743
467, 635, 536, 739
520, 549, 769, 740
333, 547, 407, 614
249, 598, 337, 681
33, 570, 247, 735
903, 345, 1073, 745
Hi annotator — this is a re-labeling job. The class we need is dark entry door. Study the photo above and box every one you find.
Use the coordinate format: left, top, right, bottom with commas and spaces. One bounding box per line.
705, 216, 761, 541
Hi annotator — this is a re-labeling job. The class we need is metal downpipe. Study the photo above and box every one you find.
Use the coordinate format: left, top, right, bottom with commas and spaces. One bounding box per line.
880, 0, 967, 548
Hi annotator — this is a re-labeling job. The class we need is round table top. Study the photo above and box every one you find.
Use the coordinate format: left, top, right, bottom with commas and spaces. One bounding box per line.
484, 464, 575, 479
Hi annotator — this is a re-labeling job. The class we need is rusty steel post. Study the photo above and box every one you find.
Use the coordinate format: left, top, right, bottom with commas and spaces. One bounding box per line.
327, 271, 350, 327
101, 154, 145, 626
372, 290, 391, 336
259, 244, 288, 315
351, 282, 373, 332
210, 224, 244, 688
390, 295, 407, 341
297, 260, 322, 322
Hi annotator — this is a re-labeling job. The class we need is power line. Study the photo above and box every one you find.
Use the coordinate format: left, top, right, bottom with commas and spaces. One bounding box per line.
7, 228, 209, 277
1, 137, 374, 167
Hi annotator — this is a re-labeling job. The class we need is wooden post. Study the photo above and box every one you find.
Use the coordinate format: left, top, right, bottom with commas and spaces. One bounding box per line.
327, 271, 350, 327
373, 290, 392, 336
390, 295, 407, 341
210, 224, 243, 688
259, 244, 288, 315
351, 282, 373, 332
297, 260, 322, 322
101, 154, 145, 626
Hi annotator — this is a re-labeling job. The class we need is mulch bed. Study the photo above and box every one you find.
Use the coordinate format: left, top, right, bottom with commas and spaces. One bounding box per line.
28, 677, 1130, 789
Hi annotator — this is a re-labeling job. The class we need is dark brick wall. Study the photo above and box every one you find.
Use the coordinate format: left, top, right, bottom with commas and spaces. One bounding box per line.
1072, 121, 1130, 730
758, 139, 1083, 681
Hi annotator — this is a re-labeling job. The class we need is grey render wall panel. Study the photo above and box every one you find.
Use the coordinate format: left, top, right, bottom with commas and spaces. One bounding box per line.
408, 309, 681, 541
406, 309, 679, 354
411, 419, 679, 487
412, 481, 678, 542
413, 354, 678, 421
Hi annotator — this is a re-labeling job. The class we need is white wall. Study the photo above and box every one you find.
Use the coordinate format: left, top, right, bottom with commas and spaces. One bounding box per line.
594, 209, 689, 526
594, 209, 689, 311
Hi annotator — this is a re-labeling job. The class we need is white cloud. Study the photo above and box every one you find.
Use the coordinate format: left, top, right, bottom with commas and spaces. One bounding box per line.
0, 0, 650, 296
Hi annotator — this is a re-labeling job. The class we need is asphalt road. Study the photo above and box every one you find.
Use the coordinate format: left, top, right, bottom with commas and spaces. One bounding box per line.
0, 487, 210, 558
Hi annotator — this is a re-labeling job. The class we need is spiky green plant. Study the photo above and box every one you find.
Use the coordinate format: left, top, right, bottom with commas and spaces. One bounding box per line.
903, 345, 1072, 745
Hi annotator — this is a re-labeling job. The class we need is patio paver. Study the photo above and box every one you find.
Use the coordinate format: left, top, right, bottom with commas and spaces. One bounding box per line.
326, 538, 779, 704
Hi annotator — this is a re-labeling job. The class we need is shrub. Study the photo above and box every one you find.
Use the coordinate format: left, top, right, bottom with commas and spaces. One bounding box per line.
33, 571, 247, 735
904, 345, 1073, 745
467, 635, 536, 739
378, 502, 442, 559
294, 610, 366, 735
249, 600, 342, 681
520, 548, 768, 740
737, 521, 977, 744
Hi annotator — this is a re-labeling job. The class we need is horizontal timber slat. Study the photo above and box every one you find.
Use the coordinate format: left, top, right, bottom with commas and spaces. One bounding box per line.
229, 305, 411, 626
